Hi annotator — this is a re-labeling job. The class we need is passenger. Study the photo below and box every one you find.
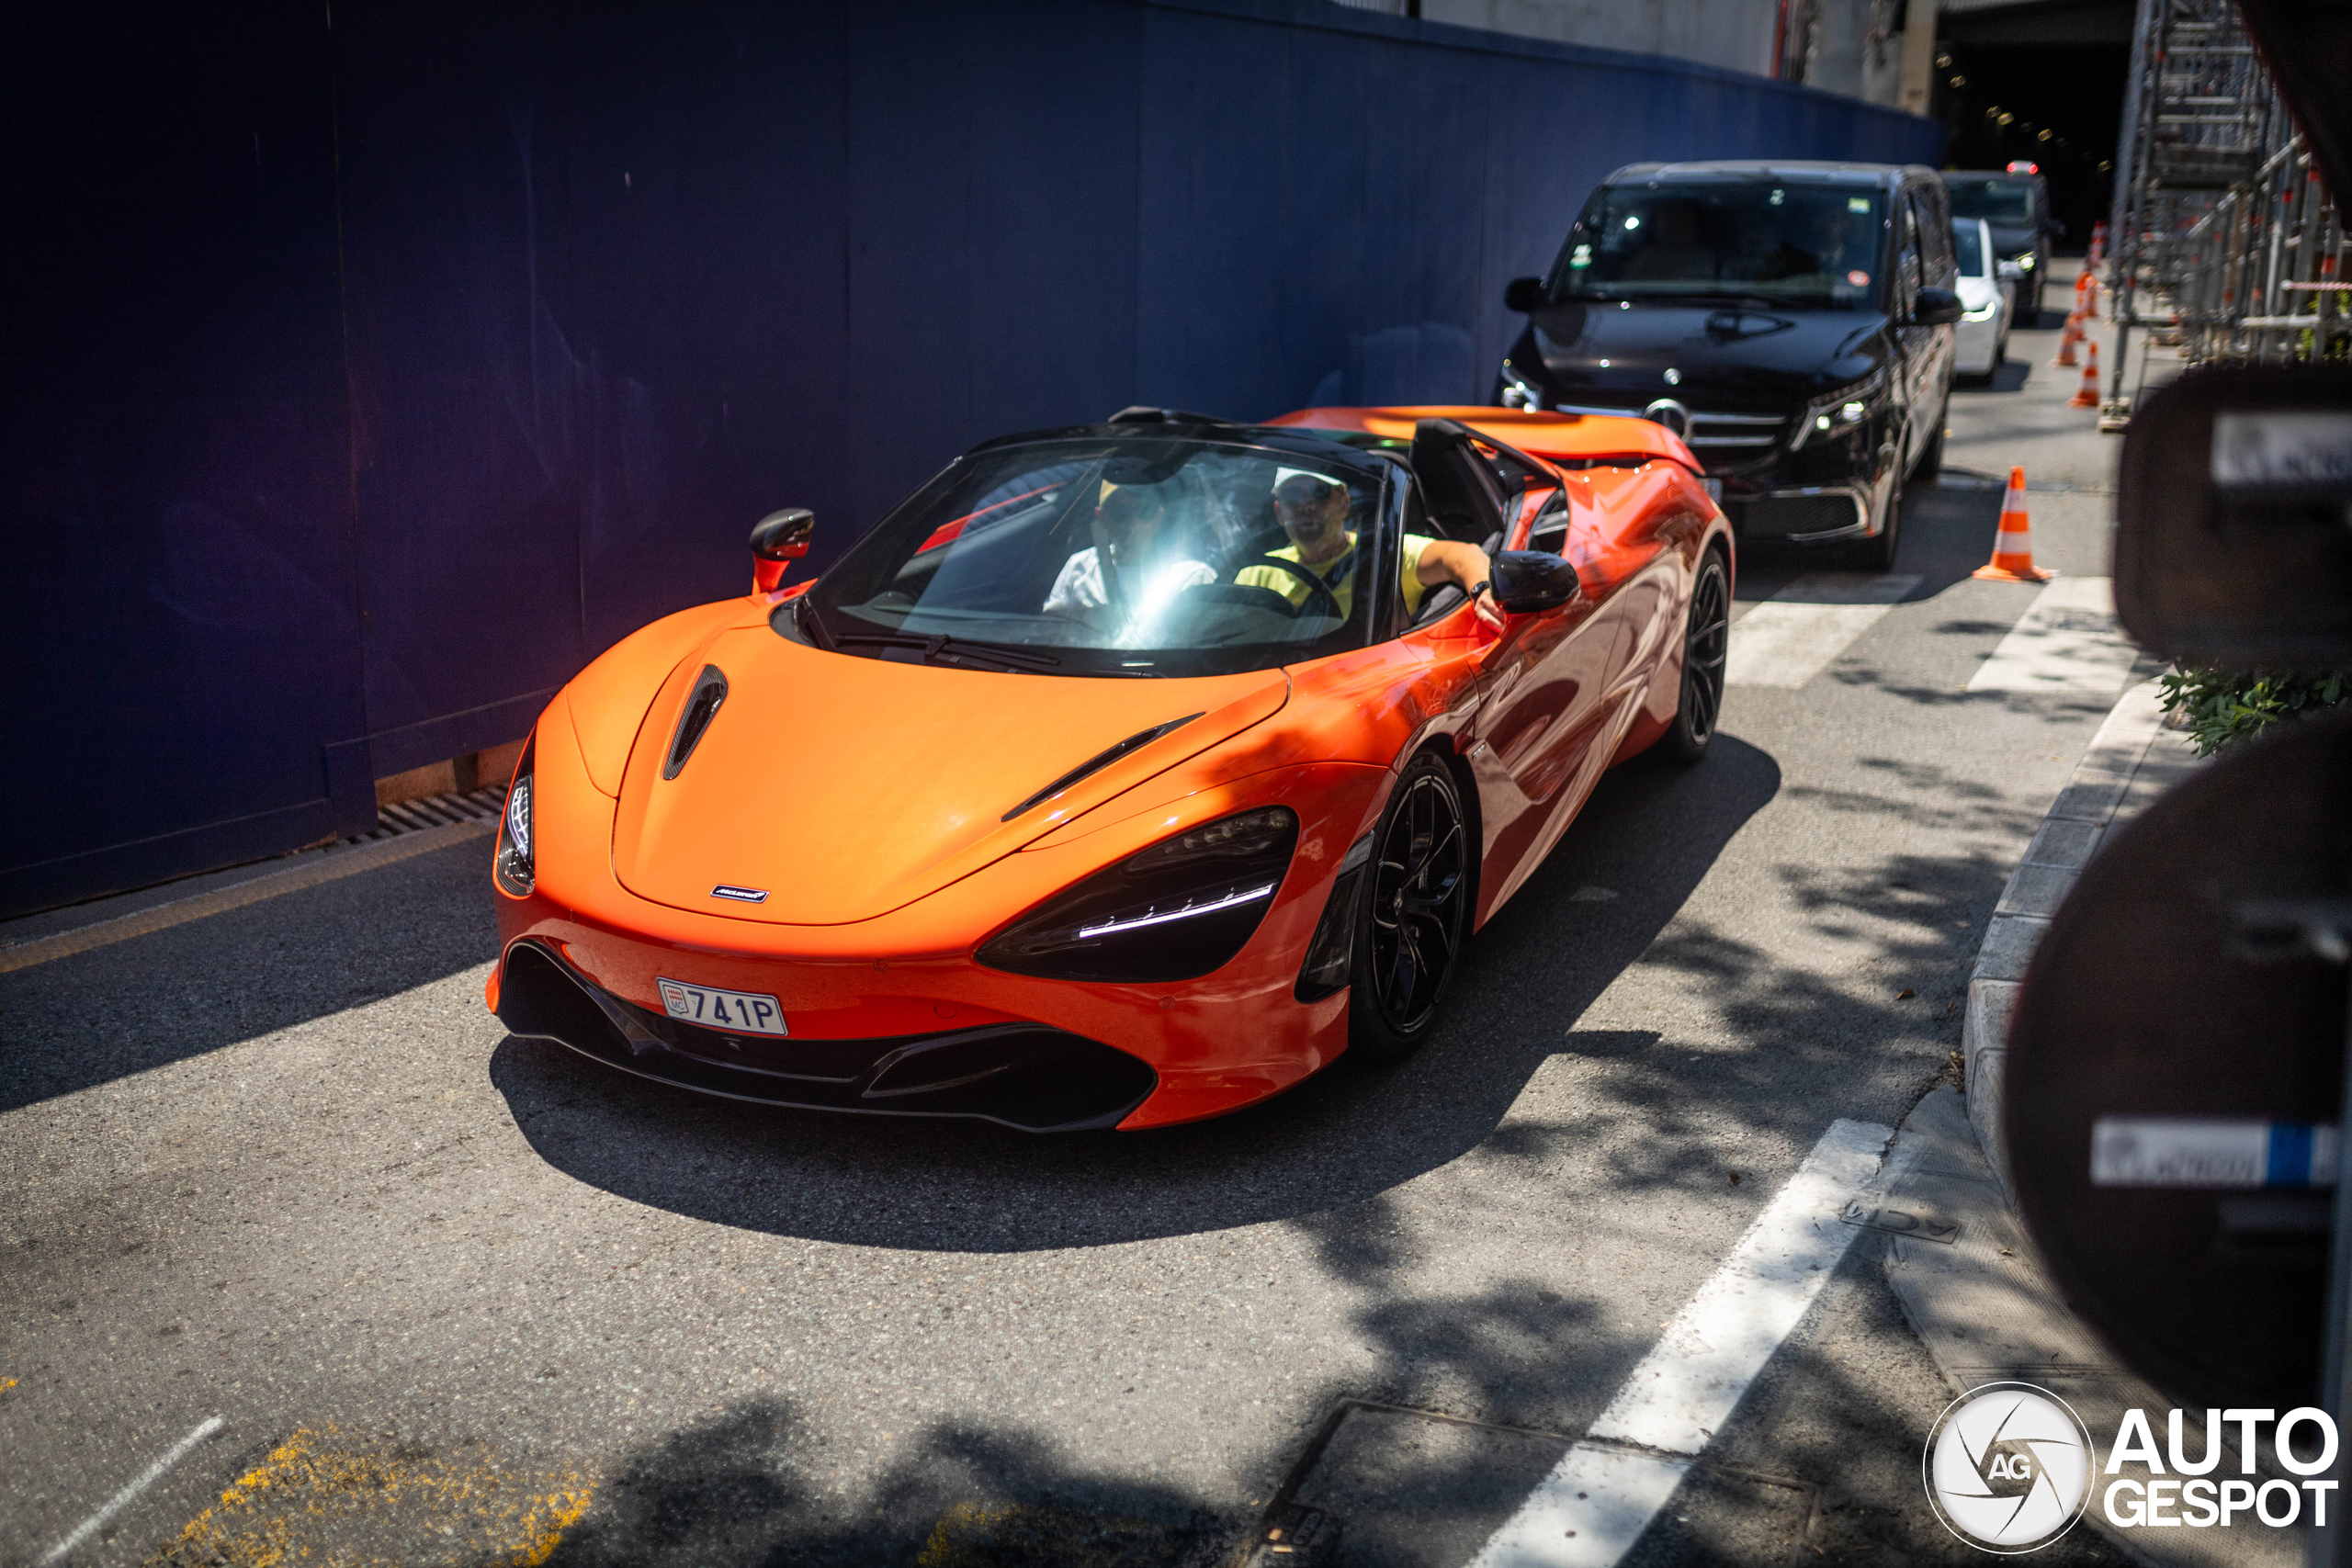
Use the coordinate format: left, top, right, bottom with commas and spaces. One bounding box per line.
1235, 470, 1502, 628
1043, 483, 1216, 637
1774, 200, 1867, 289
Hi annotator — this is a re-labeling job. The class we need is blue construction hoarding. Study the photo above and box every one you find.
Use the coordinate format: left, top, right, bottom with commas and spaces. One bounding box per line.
0, 0, 1939, 918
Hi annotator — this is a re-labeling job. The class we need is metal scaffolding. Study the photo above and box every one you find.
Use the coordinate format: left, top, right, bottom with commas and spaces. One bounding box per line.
2104, 0, 2350, 423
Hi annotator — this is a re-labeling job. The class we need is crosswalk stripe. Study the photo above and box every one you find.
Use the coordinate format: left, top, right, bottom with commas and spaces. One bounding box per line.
1965, 577, 2139, 694
1724, 573, 1920, 689
1465, 1120, 1894, 1567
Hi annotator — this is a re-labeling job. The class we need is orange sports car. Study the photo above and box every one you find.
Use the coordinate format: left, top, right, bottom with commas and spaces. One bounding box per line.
486, 405, 1732, 1131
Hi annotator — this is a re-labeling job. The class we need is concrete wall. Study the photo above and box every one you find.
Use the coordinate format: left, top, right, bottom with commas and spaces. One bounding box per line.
1414, 0, 1781, 76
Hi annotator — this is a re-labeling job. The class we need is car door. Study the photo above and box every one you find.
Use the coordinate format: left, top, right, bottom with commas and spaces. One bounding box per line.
1465, 468, 1667, 918
1891, 189, 1935, 471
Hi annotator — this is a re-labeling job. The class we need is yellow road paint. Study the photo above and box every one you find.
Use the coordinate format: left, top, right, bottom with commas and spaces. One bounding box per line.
915, 1500, 1200, 1568
145, 1426, 591, 1568
0, 821, 489, 975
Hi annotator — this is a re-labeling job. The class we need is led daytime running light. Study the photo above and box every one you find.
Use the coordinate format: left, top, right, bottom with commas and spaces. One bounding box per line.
504, 776, 533, 863
1076, 882, 1278, 941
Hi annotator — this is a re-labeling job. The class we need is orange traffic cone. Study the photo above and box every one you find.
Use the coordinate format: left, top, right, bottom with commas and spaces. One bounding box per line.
2052, 310, 2081, 367
1973, 468, 2056, 583
2069, 340, 2101, 409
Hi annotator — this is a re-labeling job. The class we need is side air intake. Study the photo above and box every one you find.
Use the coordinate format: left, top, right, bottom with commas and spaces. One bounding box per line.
662, 665, 729, 780
1001, 713, 1203, 821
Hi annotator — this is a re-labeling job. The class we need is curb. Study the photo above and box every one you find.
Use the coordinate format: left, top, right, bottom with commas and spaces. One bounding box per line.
1872, 680, 2295, 1567
1961, 679, 2177, 1200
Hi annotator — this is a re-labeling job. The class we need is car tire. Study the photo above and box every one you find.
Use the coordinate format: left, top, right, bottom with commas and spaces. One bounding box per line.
1855, 457, 1905, 573
1913, 400, 1947, 480
1347, 752, 1473, 1066
1663, 547, 1729, 765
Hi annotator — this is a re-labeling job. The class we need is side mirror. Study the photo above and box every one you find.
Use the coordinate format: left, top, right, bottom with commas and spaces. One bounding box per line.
1503, 276, 1546, 313
1913, 286, 1965, 326
751, 507, 814, 593
1488, 549, 1581, 615
1998, 259, 2028, 283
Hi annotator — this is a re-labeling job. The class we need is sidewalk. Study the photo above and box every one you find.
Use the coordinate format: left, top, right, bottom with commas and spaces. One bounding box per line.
1872, 683, 2301, 1566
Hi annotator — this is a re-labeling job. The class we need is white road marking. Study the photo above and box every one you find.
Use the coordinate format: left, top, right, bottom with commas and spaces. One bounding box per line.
1466, 1119, 1894, 1568
40, 1415, 223, 1565
1724, 574, 1919, 689
1965, 577, 2138, 694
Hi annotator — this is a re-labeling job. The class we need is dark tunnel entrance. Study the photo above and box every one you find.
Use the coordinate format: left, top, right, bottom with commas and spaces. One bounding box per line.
1932, 0, 2135, 248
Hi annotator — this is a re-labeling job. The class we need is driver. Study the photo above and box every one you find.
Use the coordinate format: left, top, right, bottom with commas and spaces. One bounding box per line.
1235, 470, 1502, 628
1043, 482, 1215, 636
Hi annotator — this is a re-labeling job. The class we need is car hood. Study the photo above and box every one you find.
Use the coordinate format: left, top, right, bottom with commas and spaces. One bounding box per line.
1515, 300, 1888, 408
608, 628, 1291, 926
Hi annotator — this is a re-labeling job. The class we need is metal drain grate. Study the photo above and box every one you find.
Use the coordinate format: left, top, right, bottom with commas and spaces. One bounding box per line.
349, 784, 510, 843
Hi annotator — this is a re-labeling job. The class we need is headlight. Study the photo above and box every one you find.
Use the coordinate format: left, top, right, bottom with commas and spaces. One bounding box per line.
494, 739, 535, 897
1963, 299, 2001, 321
1498, 363, 1545, 412
1789, 373, 1890, 449
977, 807, 1298, 983
2014, 253, 2036, 271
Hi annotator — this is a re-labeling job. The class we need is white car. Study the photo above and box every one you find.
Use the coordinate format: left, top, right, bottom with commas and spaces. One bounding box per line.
1951, 217, 2016, 381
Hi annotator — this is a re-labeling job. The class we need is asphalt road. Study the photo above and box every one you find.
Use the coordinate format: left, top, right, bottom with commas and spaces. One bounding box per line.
2, 274, 2144, 1568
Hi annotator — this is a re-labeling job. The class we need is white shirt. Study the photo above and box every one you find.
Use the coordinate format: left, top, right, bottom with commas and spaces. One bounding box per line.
1044, 548, 1216, 642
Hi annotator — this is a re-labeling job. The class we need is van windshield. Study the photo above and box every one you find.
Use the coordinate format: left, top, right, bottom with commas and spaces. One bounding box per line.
1945, 178, 2038, 226
1547, 183, 1886, 309
1954, 221, 1986, 276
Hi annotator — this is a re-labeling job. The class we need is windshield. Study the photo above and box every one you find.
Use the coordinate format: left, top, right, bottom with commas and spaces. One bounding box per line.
1944, 178, 2037, 227
1953, 220, 1986, 276
795, 437, 1391, 677
1547, 182, 1887, 309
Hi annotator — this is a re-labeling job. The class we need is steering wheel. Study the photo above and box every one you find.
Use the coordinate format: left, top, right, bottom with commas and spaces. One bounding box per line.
1238, 554, 1349, 620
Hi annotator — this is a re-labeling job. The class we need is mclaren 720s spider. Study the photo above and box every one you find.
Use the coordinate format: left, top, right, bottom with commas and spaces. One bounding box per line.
486, 404, 1734, 1132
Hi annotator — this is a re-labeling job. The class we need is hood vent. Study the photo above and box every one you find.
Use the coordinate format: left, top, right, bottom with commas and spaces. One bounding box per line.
662, 665, 729, 781
1001, 713, 1204, 822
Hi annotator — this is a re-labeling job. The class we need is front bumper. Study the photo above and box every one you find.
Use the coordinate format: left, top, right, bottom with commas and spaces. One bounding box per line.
491, 696, 1387, 1129
1516, 388, 1893, 543
497, 939, 1157, 1132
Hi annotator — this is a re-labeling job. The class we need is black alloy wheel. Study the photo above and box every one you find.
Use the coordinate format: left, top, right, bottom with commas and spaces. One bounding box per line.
1666, 549, 1730, 763
1349, 754, 1472, 1064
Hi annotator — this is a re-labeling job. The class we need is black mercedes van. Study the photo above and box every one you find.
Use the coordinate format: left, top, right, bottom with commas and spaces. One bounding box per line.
1496, 161, 1962, 570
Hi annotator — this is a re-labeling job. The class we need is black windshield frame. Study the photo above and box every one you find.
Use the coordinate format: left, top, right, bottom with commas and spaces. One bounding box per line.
792, 431, 1408, 679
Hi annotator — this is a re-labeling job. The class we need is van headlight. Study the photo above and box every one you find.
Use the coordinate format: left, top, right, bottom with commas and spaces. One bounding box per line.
1789, 372, 1891, 450
494, 739, 535, 897
978, 807, 1298, 983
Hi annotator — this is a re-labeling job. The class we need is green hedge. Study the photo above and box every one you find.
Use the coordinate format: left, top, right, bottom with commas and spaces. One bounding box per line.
2155, 667, 2352, 756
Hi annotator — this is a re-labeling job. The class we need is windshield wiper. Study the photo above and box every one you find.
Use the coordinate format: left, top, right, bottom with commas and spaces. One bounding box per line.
832, 632, 1061, 673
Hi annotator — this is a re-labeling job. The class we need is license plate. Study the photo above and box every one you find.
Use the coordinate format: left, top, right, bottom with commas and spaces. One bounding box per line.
656, 977, 788, 1036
